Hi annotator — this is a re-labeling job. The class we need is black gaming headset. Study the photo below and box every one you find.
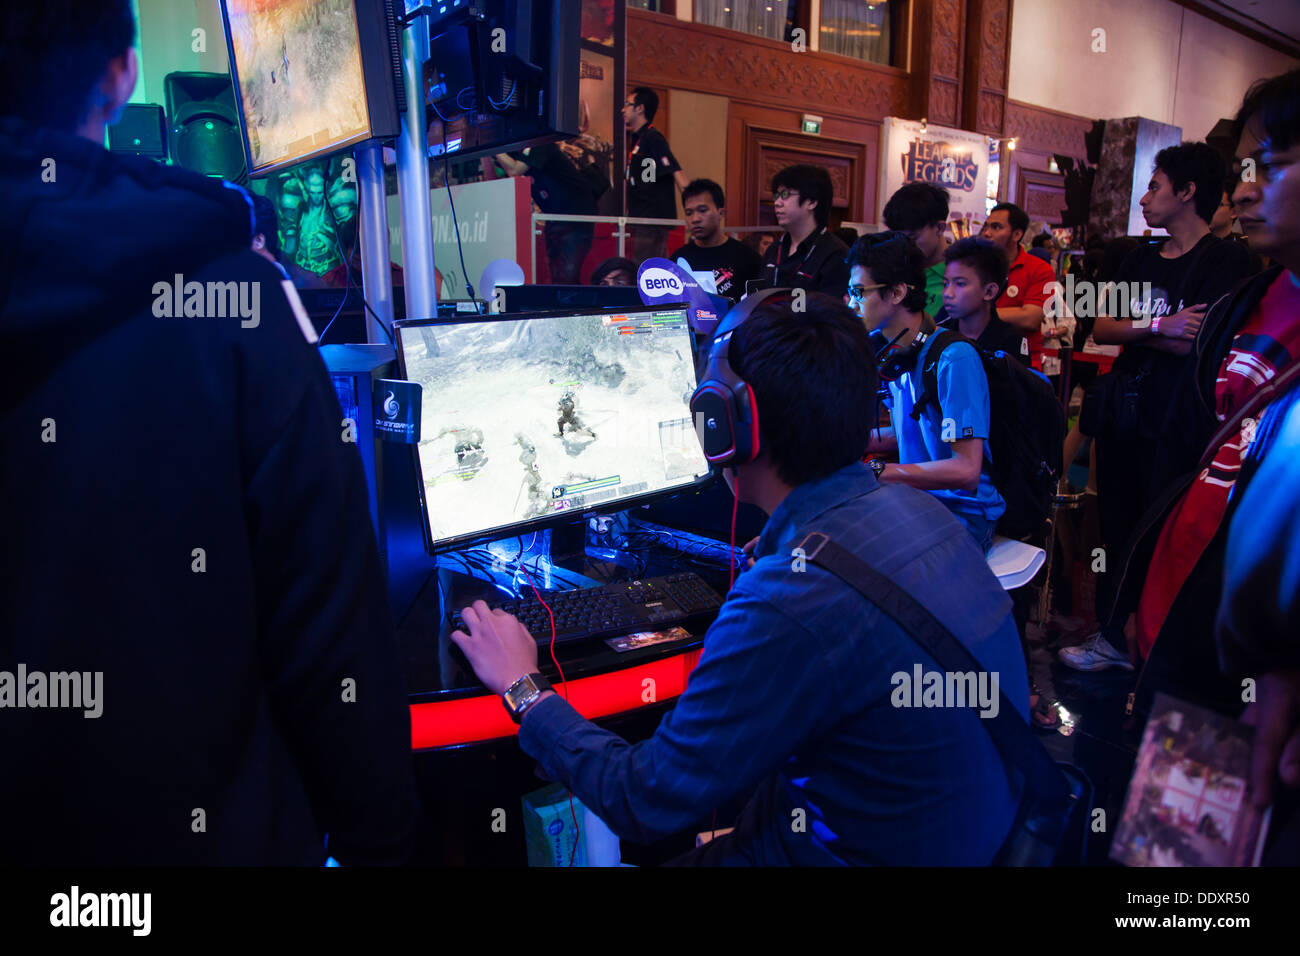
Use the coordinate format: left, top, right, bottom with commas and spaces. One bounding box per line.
689, 287, 792, 467
873, 313, 938, 383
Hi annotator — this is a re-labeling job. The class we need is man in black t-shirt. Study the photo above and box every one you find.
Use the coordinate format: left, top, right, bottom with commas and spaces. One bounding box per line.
669, 179, 764, 302
623, 87, 688, 263
1067, 142, 1258, 671
495, 142, 597, 285
761, 164, 850, 298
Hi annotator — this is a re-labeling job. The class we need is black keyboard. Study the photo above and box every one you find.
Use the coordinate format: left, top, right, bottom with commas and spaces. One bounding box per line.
449, 572, 725, 644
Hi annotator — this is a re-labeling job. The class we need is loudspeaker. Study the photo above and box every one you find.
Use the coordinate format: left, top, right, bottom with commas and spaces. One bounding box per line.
164, 71, 246, 182
107, 104, 168, 160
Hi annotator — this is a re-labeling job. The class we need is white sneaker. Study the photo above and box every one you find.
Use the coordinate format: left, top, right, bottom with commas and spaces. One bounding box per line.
1058, 633, 1135, 672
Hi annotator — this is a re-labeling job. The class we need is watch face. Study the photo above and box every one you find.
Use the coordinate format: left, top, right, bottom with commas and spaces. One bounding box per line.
506, 676, 536, 706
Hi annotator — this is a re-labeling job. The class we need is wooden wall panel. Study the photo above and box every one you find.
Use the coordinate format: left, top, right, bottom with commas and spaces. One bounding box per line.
627, 9, 908, 121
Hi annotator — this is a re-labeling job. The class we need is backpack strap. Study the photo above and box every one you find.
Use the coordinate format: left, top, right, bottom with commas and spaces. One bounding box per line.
792, 530, 1070, 807
910, 328, 969, 422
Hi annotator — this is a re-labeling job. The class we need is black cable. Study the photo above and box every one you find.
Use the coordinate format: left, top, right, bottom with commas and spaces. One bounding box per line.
314, 167, 398, 348
439, 123, 483, 314
315, 187, 355, 345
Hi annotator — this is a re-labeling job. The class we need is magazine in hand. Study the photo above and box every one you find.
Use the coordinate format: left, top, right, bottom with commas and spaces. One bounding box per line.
1111, 693, 1271, 867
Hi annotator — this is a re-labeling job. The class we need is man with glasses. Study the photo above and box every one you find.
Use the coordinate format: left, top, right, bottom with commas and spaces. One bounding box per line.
623, 87, 689, 262
761, 164, 850, 297
848, 232, 1006, 551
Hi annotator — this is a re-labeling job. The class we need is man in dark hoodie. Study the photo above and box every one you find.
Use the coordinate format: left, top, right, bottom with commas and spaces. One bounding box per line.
0, 3, 418, 865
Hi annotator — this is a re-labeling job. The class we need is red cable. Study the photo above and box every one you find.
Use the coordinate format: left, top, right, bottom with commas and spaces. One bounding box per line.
714, 468, 740, 840
518, 561, 579, 866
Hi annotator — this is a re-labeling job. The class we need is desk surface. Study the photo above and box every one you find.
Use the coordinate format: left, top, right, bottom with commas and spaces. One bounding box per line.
395, 554, 729, 748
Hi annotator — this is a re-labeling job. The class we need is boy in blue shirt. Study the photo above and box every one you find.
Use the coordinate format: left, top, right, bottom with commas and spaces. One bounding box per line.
849, 233, 1006, 550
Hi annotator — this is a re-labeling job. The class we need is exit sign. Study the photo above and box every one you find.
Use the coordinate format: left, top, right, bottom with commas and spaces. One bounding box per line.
802, 114, 822, 135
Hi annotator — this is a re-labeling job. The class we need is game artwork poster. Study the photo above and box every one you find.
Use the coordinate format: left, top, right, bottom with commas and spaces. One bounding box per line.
582, 0, 615, 46
879, 117, 991, 229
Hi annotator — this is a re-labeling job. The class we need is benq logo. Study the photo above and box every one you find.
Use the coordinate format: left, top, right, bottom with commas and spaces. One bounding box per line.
639, 268, 682, 296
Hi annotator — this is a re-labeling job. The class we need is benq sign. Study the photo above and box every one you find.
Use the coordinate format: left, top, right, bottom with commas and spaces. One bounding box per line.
639, 268, 682, 297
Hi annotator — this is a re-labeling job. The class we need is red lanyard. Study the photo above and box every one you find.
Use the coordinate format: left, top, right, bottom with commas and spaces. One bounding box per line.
777, 228, 824, 275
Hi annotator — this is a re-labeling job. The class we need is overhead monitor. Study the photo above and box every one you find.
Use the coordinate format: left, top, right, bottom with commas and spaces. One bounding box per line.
219, 0, 404, 177
499, 285, 644, 313
396, 307, 711, 550
422, 0, 581, 160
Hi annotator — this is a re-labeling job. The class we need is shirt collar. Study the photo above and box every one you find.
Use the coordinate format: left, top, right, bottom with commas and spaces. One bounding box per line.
753, 461, 879, 559
782, 227, 824, 258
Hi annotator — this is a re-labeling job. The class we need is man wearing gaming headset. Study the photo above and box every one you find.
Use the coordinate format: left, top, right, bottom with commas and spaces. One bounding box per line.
451, 290, 1026, 865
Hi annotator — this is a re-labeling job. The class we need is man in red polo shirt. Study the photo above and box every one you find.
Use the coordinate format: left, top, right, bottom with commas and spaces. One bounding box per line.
980, 202, 1057, 369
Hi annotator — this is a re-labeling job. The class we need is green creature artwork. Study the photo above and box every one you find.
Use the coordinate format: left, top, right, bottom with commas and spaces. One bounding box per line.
275, 159, 357, 276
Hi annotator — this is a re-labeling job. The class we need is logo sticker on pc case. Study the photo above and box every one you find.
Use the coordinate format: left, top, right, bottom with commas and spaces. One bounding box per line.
373, 379, 422, 444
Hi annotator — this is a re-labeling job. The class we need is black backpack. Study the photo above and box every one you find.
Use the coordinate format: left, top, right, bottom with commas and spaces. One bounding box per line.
913, 331, 1065, 542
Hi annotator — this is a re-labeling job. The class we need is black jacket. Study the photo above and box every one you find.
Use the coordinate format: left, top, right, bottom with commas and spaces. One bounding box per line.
761, 228, 850, 298
0, 119, 418, 865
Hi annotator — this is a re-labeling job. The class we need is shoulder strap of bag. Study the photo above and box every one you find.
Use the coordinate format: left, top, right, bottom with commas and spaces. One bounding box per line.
792, 529, 1068, 803
911, 328, 967, 422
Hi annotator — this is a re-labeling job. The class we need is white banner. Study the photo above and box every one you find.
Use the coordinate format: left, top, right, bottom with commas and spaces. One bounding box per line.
386, 175, 525, 300
878, 117, 991, 231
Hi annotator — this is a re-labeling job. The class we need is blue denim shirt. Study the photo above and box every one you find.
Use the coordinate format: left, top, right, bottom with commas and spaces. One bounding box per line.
519, 462, 1028, 864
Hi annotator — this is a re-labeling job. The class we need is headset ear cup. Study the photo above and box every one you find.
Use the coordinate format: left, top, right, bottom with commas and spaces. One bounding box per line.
690, 383, 738, 464
735, 383, 761, 464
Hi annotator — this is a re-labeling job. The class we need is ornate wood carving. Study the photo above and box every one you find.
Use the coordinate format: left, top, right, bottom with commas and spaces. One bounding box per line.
1005, 100, 1094, 158
909, 0, 964, 122
627, 9, 908, 122
744, 125, 869, 225
1017, 167, 1069, 224
962, 0, 1010, 136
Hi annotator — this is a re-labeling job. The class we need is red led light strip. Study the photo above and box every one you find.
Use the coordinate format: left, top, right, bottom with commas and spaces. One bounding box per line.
409, 648, 704, 750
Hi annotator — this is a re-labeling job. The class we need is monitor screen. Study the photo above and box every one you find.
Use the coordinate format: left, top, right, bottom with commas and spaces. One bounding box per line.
398, 308, 711, 549
221, 0, 375, 175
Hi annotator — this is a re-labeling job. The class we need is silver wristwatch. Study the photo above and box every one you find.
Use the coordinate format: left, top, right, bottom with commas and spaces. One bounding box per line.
502, 673, 553, 724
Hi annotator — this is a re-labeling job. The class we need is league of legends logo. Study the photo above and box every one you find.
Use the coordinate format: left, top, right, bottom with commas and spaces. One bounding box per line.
901, 140, 980, 192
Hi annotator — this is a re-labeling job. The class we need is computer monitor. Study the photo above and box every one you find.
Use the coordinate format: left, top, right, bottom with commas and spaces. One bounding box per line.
500, 285, 645, 313
422, 0, 581, 161
219, 0, 404, 177
396, 307, 712, 550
